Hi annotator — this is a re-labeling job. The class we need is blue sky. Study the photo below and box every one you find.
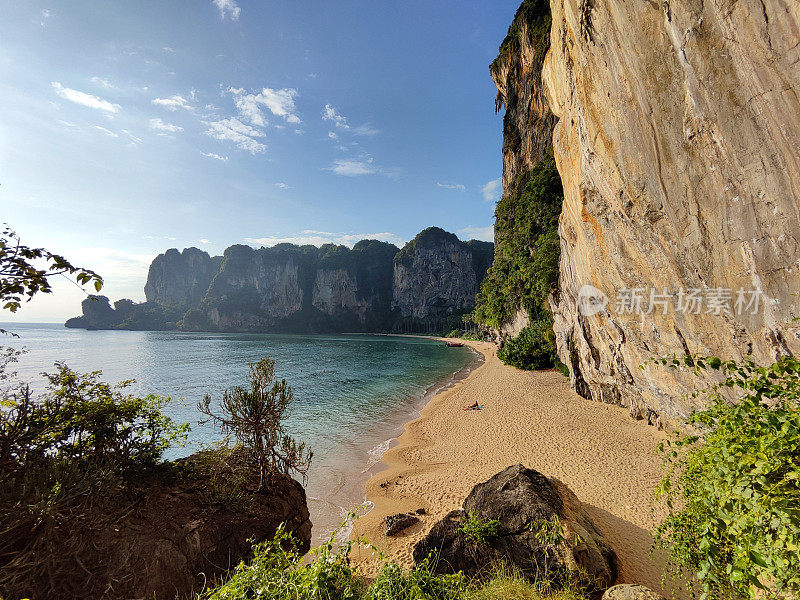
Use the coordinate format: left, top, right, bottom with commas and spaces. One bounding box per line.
2, 0, 518, 321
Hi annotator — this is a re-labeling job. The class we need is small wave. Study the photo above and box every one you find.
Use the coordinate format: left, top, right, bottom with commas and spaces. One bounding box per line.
362, 439, 392, 473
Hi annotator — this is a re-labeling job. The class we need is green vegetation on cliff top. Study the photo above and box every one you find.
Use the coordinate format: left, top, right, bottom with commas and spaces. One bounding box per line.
490, 0, 552, 74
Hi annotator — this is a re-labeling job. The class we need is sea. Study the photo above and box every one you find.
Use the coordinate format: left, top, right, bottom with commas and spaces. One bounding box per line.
0, 323, 479, 546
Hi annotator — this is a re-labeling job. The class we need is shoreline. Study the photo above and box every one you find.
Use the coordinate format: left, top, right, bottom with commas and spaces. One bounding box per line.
307, 336, 482, 546
351, 339, 674, 594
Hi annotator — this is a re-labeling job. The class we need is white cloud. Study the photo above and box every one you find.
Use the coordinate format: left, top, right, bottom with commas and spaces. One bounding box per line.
458, 226, 494, 242
213, 0, 241, 20
199, 238, 212, 244
90, 76, 116, 89
149, 117, 183, 133
322, 104, 380, 137
227, 87, 300, 126
274, 182, 289, 189
437, 182, 466, 191
40, 9, 51, 26
328, 157, 376, 176
162, 46, 174, 53
57, 120, 77, 127
482, 178, 501, 202
152, 94, 192, 111
327, 155, 399, 178
52, 82, 120, 113
245, 230, 405, 248
204, 117, 266, 154
352, 124, 381, 136
322, 104, 348, 129
201, 151, 229, 161
92, 125, 118, 137
120, 129, 142, 144
328, 131, 338, 140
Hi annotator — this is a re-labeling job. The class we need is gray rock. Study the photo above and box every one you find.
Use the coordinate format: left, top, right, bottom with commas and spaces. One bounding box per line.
384, 513, 420, 536
392, 227, 493, 319
413, 465, 616, 587
602, 584, 665, 600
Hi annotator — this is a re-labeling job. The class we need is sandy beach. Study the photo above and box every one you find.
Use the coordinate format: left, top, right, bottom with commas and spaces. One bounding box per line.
351, 339, 673, 593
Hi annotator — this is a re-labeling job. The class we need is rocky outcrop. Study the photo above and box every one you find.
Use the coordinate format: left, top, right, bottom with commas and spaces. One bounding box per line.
413, 465, 616, 587
145, 247, 222, 311
2, 460, 311, 600
65, 296, 175, 331
384, 513, 420, 536
493, 0, 800, 425
491, 0, 557, 198
67, 231, 491, 334
602, 584, 665, 600
393, 228, 493, 319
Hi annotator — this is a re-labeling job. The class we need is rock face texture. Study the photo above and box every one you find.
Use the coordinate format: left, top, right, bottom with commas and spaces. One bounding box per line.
490, 0, 557, 198
66, 230, 492, 334
494, 0, 800, 425
602, 584, 665, 600
413, 465, 616, 587
144, 247, 222, 312
393, 228, 493, 319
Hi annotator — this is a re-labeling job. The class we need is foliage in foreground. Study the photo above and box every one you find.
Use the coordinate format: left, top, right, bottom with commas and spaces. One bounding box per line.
459, 511, 502, 544
198, 357, 313, 488
652, 354, 800, 600
0, 362, 187, 598
199, 523, 591, 600
0, 225, 102, 318
471, 148, 563, 372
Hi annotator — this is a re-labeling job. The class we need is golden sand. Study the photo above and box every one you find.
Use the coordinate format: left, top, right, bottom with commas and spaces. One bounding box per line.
351, 339, 672, 593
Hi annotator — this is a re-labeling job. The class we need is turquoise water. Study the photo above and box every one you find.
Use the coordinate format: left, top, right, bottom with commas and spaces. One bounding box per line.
1, 323, 477, 544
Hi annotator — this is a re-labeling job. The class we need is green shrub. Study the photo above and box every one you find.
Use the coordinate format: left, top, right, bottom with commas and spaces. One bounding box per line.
200, 524, 363, 600
199, 526, 594, 600
497, 320, 563, 372
198, 357, 312, 488
652, 355, 800, 599
458, 511, 502, 544
0, 364, 188, 598
1, 362, 187, 471
364, 560, 467, 600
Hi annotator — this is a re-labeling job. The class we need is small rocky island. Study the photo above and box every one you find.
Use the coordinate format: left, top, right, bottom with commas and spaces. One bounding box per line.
66, 227, 493, 334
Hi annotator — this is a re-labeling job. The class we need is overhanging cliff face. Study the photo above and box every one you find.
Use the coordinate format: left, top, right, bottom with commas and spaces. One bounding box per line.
539, 0, 800, 425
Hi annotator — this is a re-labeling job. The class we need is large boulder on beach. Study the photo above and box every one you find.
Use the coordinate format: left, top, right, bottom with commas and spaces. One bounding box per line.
602, 584, 665, 600
413, 465, 616, 587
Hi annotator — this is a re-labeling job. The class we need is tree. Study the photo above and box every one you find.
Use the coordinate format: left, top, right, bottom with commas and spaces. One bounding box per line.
198, 358, 312, 488
0, 225, 102, 331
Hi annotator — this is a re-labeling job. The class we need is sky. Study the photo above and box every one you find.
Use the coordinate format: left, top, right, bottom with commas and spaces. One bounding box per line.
1, 0, 519, 322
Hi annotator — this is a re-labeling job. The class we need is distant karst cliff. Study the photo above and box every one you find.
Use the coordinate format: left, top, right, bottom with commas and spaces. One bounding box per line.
66, 228, 492, 334
393, 228, 493, 320
486, 0, 800, 426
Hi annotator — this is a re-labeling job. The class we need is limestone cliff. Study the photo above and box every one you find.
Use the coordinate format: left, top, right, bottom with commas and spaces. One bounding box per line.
392, 228, 493, 320
144, 247, 222, 312
495, 0, 800, 425
67, 230, 490, 334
